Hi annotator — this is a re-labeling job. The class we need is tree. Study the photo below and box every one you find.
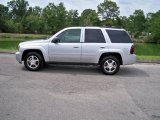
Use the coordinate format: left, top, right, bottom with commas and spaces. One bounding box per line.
22, 6, 43, 33
23, 14, 43, 33
42, 2, 67, 33
32, 6, 42, 16
42, 3, 57, 33
7, 0, 29, 21
119, 16, 127, 28
145, 12, 154, 33
122, 15, 135, 37
147, 11, 160, 43
66, 10, 79, 26
7, 0, 29, 33
97, 0, 120, 21
0, 4, 9, 32
56, 3, 67, 30
132, 9, 146, 33
120, 10, 146, 38
80, 9, 99, 26
28, 6, 42, 16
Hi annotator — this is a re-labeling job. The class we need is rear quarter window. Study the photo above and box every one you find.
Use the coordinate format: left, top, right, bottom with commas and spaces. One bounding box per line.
106, 30, 132, 43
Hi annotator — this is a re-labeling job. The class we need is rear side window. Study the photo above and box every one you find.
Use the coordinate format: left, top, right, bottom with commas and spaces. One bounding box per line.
85, 29, 105, 43
106, 30, 132, 43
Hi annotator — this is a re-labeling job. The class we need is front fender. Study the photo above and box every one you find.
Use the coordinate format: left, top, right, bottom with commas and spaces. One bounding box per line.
20, 45, 49, 62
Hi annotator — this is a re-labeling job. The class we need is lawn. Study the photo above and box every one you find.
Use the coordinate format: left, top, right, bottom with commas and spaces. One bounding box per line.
0, 33, 49, 40
0, 39, 21, 51
0, 33, 160, 61
0, 33, 50, 52
135, 43, 160, 61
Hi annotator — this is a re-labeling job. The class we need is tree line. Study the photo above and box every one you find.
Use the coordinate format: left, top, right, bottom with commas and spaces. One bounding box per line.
0, 0, 160, 43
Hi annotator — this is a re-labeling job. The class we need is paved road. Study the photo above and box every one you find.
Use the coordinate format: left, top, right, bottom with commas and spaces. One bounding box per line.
0, 53, 160, 120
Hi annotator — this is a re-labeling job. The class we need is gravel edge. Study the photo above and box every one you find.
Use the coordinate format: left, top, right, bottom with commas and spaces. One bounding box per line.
0, 51, 15, 54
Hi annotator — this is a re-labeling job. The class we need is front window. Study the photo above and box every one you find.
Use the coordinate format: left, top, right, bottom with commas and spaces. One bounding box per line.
57, 29, 81, 43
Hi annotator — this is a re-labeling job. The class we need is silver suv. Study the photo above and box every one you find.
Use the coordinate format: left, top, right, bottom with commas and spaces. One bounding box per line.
16, 27, 136, 75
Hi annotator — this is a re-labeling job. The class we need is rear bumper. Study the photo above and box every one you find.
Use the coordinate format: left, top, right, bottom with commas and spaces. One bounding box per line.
123, 54, 136, 65
16, 52, 22, 64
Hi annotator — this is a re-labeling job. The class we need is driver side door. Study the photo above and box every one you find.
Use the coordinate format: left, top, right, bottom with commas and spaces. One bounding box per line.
48, 29, 82, 63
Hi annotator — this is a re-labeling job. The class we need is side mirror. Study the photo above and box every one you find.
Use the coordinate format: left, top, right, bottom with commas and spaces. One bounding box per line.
52, 37, 60, 43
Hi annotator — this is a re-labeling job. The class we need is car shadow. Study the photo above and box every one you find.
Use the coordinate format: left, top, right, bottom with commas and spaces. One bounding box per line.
116, 66, 150, 77
26, 64, 150, 77
40, 64, 102, 75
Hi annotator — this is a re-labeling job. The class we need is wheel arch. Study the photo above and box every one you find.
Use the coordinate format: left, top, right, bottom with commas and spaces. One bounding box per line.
22, 49, 45, 62
98, 52, 123, 65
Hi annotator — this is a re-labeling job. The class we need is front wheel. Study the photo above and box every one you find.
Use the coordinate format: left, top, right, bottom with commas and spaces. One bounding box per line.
100, 56, 120, 75
24, 52, 44, 71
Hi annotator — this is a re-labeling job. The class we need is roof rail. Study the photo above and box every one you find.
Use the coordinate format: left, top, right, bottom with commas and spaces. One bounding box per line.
101, 26, 123, 29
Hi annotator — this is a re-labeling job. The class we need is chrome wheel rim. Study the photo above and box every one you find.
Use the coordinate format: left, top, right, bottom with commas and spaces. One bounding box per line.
27, 55, 39, 69
103, 59, 117, 73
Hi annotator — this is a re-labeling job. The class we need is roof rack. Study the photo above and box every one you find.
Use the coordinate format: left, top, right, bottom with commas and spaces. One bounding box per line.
101, 26, 123, 29
79, 26, 123, 29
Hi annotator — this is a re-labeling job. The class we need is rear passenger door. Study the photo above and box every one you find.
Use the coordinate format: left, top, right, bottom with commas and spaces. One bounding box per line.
81, 29, 108, 63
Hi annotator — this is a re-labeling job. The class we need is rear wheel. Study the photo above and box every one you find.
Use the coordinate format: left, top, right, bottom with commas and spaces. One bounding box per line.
100, 56, 120, 75
24, 52, 44, 71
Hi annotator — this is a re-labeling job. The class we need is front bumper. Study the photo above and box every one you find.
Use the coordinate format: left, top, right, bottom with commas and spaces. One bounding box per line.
16, 52, 22, 64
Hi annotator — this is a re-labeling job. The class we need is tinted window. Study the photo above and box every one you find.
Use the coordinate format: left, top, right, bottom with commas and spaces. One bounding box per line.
106, 30, 132, 43
85, 29, 105, 43
57, 29, 81, 43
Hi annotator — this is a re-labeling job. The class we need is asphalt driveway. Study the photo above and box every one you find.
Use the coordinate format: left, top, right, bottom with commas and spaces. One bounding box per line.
0, 53, 160, 120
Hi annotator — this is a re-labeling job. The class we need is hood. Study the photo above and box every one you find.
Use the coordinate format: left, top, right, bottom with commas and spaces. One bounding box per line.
19, 39, 49, 46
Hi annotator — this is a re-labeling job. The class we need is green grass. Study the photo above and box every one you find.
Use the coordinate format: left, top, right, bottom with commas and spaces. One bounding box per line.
0, 33, 50, 40
0, 33, 51, 51
135, 43, 160, 61
0, 39, 22, 51
135, 43, 160, 56
137, 55, 160, 61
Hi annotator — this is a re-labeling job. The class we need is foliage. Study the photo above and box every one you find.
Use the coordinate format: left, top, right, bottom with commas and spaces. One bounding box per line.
80, 9, 99, 26
42, 2, 67, 33
66, 10, 79, 26
7, 0, 29, 21
0, 0, 160, 43
97, 0, 120, 20
0, 4, 9, 32
120, 10, 146, 38
23, 14, 43, 33
147, 11, 160, 43
132, 10, 146, 33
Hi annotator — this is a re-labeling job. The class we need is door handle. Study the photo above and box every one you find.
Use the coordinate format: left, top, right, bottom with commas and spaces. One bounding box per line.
100, 47, 105, 48
73, 47, 79, 48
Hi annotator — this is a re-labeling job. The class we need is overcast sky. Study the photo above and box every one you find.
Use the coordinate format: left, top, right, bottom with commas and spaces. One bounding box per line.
1, 0, 160, 16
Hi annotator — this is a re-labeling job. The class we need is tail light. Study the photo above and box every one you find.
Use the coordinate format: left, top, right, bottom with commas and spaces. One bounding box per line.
130, 45, 135, 54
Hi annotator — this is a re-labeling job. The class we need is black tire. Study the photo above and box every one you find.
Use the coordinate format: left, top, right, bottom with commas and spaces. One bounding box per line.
24, 52, 44, 71
100, 56, 120, 75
